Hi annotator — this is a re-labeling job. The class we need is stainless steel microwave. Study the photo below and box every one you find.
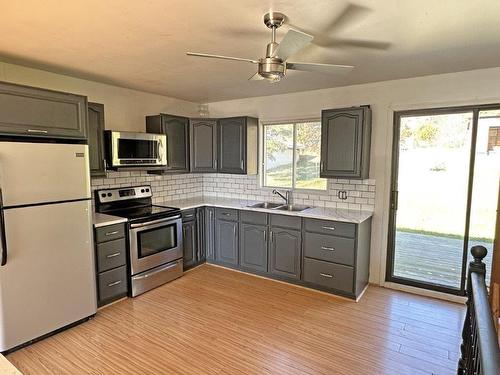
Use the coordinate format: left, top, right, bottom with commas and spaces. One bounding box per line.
105, 131, 167, 168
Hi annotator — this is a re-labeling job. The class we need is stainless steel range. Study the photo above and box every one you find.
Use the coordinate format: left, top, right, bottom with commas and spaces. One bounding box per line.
95, 186, 183, 297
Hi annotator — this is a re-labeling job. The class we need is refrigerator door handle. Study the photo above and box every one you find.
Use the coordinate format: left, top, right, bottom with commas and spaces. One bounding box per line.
0, 188, 7, 266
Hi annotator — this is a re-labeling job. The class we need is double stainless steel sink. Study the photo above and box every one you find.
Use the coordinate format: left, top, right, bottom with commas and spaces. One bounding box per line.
247, 202, 310, 212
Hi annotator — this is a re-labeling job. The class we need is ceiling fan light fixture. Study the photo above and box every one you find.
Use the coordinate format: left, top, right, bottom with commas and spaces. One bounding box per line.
258, 57, 285, 82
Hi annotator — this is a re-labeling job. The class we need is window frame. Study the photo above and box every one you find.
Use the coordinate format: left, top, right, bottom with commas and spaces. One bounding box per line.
261, 118, 326, 191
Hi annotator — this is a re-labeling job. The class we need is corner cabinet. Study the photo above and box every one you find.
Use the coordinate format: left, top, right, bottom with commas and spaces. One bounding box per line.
0, 81, 87, 140
88, 102, 106, 177
146, 114, 190, 173
320, 106, 371, 179
190, 119, 218, 173
218, 117, 258, 175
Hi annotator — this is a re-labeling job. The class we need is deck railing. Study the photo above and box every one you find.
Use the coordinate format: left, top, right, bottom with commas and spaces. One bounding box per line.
458, 246, 500, 374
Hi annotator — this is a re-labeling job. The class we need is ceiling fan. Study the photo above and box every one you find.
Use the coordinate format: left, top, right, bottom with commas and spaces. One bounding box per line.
186, 12, 354, 83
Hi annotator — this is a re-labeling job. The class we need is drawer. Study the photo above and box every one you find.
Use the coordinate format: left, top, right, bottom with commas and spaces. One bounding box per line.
95, 223, 126, 243
96, 238, 127, 272
98, 266, 128, 302
270, 214, 301, 230
181, 209, 196, 221
303, 232, 355, 266
215, 208, 238, 221
304, 218, 356, 238
303, 258, 354, 294
241, 210, 267, 225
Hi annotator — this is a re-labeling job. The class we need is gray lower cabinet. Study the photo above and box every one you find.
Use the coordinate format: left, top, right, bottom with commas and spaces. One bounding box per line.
302, 218, 372, 298
320, 106, 371, 179
240, 223, 268, 272
214, 208, 239, 266
269, 227, 301, 280
88, 102, 106, 177
205, 207, 215, 260
190, 119, 218, 172
182, 217, 197, 269
0, 81, 87, 140
146, 114, 190, 173
94, 223, 128, 307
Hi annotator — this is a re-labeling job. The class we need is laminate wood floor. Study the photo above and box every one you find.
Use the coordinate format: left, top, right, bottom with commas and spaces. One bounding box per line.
7, 264, 465, 375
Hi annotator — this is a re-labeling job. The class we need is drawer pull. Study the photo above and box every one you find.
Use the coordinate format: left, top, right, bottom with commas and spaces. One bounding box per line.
222, 213, 231, 216
105, 231, 119, 236
27, 129, 48, 134
107, 280, 122, 287
106, 252, 121, 258
321, 226, 336, 231
320, 273, 334, 278
321, 246, 335, 252
183, 214, 194, 218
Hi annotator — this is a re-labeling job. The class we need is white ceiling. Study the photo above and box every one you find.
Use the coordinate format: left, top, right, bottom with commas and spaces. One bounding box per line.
1, 0, 500, 102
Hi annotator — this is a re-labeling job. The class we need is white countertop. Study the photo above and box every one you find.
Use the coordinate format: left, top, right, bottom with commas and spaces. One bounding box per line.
160, 196, 373, 224
92, 212, 128, 228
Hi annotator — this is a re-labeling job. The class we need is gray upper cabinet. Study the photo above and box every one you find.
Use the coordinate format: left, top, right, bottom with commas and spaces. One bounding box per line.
0, 81, 87, 140
146, 114, 190, 173
190, 119, 218, 172
240, 223, 268, 273
218, 117, 258, 175
320, 106, 371, 179
269, 227, 301, 280
88, 102, 106, 177
215, 219, 239, 266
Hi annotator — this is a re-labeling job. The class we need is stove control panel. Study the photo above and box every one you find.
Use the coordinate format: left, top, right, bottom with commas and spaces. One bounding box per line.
96, 185, 152, 203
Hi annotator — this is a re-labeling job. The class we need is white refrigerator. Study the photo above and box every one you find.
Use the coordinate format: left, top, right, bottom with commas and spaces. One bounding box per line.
0, 141, 97, 353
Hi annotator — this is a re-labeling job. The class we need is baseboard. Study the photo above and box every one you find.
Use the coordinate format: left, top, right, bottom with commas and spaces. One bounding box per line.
383, 281, 467, 304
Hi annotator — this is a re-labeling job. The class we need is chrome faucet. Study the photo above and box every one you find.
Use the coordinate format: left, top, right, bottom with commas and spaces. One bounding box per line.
272, 189, 292, 206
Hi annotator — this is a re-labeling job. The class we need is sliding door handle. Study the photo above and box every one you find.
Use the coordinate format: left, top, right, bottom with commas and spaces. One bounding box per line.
0, 188, 7, 266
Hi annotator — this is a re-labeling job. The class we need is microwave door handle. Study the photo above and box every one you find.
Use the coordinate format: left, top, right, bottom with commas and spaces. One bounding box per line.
0, 188, 7, 266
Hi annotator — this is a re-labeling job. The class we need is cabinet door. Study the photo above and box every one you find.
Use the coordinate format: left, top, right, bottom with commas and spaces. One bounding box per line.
182, 220, 197, 269
240, 224, 267, 272
269, 227, 301, 280
196, 208, 206, 261
0, 81, 87, 139
205, 207, 215, 260
88, 102, 106, 177
218, 117, 246, 174
320, 106, 371, 179
215, 219, 239, 266
190, 119, 217, 172
163, 115, 190, 172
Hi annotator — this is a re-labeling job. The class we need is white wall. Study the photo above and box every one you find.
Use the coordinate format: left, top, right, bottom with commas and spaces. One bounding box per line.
207, 67, 500, 285
0, 62, 200, 131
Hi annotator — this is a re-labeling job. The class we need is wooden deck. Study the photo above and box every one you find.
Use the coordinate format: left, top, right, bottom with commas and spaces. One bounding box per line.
394, 231, 493, 288
7, 264, 465, 374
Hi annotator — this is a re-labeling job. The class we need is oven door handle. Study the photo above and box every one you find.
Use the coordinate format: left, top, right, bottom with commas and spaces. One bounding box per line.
130, 215, 181, 229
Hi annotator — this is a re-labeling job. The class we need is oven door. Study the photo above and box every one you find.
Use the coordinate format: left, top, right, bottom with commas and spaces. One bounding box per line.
129, 216, 182, 275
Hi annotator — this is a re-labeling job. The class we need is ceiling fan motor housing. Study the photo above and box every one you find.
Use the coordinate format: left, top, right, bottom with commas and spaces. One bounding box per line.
258, 57, 285, 80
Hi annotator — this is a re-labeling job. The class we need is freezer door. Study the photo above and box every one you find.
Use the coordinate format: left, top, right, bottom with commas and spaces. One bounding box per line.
0, 142, 91, 207
0, 200, 97, 352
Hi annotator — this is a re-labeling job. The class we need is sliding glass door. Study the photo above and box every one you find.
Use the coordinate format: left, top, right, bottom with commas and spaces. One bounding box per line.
387, 105, 500, 294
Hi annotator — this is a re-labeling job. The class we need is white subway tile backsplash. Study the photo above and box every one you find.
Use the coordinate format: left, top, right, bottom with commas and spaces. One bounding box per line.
91, 171, 376, 211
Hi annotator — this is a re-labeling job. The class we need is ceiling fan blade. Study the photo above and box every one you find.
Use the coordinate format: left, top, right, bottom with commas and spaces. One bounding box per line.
286, 62, 353, 75
272, 29, 313, 60
186, 52, 258, 64
324, 3, 371, 34
248, 72, 265, 81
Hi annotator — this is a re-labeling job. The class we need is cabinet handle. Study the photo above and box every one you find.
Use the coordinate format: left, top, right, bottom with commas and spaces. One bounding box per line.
106, 252, 121, 258
27, 129, 48, 134
321, 246, 335, 252
319, 273, 333, 278
107, 280, 122, 287
263, 230, 267, 242
240, 160, 244, 169
321, 226, 336, 231
320, 161, 324, 172
105, 231, 119, 236
103, 158, 107, 172
270, 231, 273, 242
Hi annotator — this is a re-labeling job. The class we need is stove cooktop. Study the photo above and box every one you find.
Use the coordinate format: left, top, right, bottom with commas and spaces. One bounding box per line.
109, 204, 180, 222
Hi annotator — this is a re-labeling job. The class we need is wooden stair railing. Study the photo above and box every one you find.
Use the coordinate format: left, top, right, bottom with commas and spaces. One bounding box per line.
458, 246, 500, 375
